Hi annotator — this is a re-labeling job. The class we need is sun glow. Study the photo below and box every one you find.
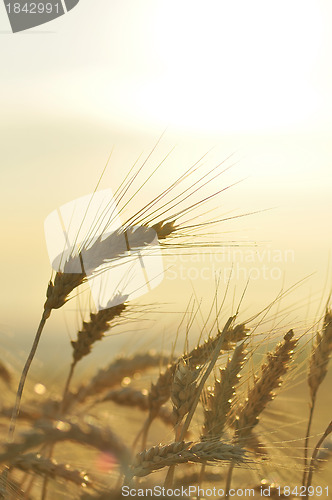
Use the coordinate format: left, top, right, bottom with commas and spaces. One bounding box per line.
139, 1, 323, 132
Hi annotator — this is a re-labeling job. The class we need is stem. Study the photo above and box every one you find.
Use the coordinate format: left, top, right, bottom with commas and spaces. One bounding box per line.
141, 415, 153, 451
41, 360, 77, 499
305, 420, 332, 500
302, 395, 316, 486
225, 463, 234, 498
197, 464, 206, 500
40, 445, 54, 500
8, 308, 51, 442
132, 414, 153, 452
60, 362, 76, 414
164, 422, 183, 488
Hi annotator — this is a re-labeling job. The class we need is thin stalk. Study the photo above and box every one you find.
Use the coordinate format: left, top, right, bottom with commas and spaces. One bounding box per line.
305, 421, 332, 500
40, 447, 53, 500
197, 464, 206, 500
8, 308, 51, 442
141, 415, 153, 451
60, 362, 76, 414
41, 359, 77, 499
225, 463, 234, 498
302, 396, 316, 486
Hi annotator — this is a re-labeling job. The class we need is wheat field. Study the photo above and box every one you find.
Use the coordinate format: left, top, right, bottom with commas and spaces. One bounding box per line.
1, 148, 331, 500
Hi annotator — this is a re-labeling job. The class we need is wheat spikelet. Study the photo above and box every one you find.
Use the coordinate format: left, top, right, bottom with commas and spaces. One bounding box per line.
148, 363, 176, 418
188, 323, 249, 368
235, 330, 297, 442
151, 220, 177, 240
129, 440, 247, 478
147, 321, 248, 420
71, 298, 127, 363
97, 387, 174, 428
171, 358, 200, 426
202, 342, 247, 440
189, 440, 247, 464
43, 271, 86, 314
308, 309, 332, 402
11, 453, 91, 488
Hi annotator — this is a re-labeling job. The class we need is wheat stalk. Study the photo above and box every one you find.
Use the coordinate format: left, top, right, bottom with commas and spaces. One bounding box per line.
70, 298, 127, 364
303, 310, 332, 485
305, 420, 332, 500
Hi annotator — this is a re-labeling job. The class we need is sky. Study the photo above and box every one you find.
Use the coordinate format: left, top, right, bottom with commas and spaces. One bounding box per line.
1, 1, 332, 368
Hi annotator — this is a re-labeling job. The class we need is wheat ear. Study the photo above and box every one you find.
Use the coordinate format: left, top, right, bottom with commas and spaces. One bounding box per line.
188, 323, 249, 368
146, 321, 248, 422
225, 330, 297, 498
127, 440, 247, 479
10, 453, 91, 488
202, 341, 247, 440
61, 298, 128, 413
235, 330, 297, 441
303, 310, 332, 485
1, 419, 131, 474
74, 352, 171, 406
96, 387, 174, 428
171, 358, 201, 430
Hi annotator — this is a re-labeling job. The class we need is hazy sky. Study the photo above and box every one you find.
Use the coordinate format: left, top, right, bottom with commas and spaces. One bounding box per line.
1, 1, 332, 364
